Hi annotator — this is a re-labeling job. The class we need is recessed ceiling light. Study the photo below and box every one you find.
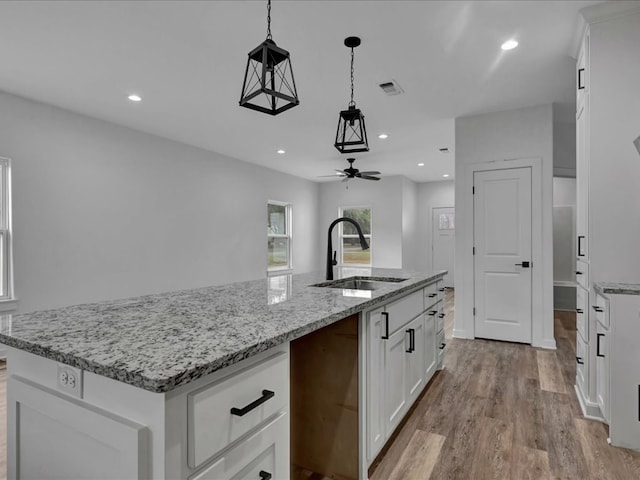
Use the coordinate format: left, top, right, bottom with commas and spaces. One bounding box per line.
378, 133, 389, 139
417, 163, 425, 167
277, 149, 286, 154
128, 94, 142, 102
501, 40, 518, 51
443, 174, 450, 178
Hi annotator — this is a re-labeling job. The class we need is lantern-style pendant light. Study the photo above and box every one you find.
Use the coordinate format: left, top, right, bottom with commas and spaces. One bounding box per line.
334, 36, 369, 154
239, 0, 300, 116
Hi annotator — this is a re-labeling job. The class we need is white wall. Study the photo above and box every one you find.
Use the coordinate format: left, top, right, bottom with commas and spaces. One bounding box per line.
553, 103, 577, 178
0, 92, 320, 313
401, 177, 419, 271
454, 104, 555, 349
416, 181, 455, 272
319, 176, 404, 269
553, 177, 576, 310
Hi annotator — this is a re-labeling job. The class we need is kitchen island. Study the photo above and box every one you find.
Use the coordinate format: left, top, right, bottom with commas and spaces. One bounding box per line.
0, 268, 446, 480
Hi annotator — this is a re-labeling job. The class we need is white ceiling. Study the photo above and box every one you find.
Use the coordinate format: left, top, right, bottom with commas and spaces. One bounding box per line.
0, 0, 603, 183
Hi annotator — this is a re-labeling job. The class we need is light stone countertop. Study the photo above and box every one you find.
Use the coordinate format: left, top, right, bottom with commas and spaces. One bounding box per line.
594, 282, 640, 296
0, 268, 446, 393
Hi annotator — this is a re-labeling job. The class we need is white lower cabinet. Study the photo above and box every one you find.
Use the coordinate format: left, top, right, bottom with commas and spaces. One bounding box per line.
595, 320, 610, 423
6, 344, 290, 480
365, 282, 443, 465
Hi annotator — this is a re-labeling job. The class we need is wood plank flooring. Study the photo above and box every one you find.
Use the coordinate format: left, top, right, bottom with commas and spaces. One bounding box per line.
1, 295, 640, 479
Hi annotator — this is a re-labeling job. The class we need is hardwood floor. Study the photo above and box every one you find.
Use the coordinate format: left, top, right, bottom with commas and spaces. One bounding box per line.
370, 295, 640, 480
2, 293, 640, 480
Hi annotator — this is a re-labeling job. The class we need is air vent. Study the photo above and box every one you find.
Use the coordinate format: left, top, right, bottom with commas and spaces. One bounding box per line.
378, 79, 404, 96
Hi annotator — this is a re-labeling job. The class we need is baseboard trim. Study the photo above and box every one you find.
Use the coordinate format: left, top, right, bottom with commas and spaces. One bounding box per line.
534, 338, 557, 350
575, 383, 605, 422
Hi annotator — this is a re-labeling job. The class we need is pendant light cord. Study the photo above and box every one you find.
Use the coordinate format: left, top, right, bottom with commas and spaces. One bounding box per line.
349, 47, 355, 107
266, 0, 272, 40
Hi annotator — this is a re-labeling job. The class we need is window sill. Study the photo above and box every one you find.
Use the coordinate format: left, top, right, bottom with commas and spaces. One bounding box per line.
267, 268, 293, 277
0, 298, 18, 313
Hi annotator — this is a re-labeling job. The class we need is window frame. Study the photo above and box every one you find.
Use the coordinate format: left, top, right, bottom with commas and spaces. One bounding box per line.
338, 205, 372, 266
0, 157, 15, 310
267, 200, 293, 273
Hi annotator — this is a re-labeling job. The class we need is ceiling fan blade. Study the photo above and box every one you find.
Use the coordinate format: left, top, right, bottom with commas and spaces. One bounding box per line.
357, 171, 381, 176
318, 173, 346, 177
341, 176, 350, 183
358, 174, 381, 181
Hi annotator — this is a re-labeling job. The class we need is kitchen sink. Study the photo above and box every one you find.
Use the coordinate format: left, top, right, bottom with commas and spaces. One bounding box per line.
311, 276, 407, 291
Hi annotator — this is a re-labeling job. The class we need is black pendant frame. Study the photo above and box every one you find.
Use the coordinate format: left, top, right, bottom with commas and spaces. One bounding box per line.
240, 39, 300, 116
334, 105, 369, 154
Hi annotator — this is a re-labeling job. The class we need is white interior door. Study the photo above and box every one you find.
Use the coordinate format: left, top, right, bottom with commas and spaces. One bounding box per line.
432, 207, 455, 288
474, 167, 532, 344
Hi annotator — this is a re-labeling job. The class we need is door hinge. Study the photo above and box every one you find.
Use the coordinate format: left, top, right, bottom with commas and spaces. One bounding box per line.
473, 307, 476, 316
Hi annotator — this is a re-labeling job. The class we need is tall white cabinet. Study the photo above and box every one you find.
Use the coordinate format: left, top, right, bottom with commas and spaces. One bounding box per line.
574, 2, 640, 449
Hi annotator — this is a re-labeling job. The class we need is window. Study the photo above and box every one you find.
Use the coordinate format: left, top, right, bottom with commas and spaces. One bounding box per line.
267, 201, 292, 271
0, 158, 13, 305
339, 206, 371, 265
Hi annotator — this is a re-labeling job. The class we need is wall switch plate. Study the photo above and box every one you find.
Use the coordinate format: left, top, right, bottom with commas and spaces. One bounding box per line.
57, 364, 83, 398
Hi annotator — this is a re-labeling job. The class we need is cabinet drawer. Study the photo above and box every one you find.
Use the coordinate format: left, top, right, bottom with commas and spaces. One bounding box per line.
593, 293, 609, 328
190, 412, 288, 480
387, 289, 424, 335
576, 334, 587, 394
188, 351, 288, 469
576, 260, 589, 290
424, 282, 439, 309
576, 286, 588, 342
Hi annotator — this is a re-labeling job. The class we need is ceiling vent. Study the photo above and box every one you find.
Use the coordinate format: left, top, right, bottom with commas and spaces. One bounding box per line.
378, 80, 404, 96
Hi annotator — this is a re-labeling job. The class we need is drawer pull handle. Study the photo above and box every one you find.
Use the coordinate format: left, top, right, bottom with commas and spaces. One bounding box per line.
596, 333, 605, 358
381, 311, 390, 340
230, 390, 275, 417
259, 471, 272, 480
576, 271, 583, 275
406, 328, 415, 353
429, 310, 437, 316
439, 343, 446, 350
428, 293, 437, 298
438, 313, 445, 318
576, 356, 584, 365
439, 288, 446, 292
576, 308, 583, 314
593, 306, 604, 313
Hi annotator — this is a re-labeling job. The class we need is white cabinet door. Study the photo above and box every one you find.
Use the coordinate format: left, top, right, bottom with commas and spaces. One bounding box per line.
384, 325, 408, 435
595, 322, 610, 423
424, 311, 437, 381
8, 376, 148, 480
576, 102, 588, 260
405, 315, 425, 403
366, 307, 387, 462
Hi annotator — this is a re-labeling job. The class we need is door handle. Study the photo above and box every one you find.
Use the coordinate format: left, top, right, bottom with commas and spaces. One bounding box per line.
515, 261, 530, 268
381, 312, 390, 340
406, 328, 415, 353
596, 333, 605, 357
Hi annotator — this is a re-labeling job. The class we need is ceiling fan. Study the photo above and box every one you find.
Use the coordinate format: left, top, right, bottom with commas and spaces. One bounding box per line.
320, 158, 381, 182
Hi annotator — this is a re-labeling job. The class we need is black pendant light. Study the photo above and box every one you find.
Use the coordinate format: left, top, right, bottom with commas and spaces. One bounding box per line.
239, 0, 300, 116
334, 36, 369, 154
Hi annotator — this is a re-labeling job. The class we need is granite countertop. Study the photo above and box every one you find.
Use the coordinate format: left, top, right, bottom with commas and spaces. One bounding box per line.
594, 282, 640, 296
0, 268, 445, 393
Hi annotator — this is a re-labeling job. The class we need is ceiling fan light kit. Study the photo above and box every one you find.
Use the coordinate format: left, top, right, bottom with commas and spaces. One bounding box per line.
239, 0, 299, 116
334, 36, 370, 154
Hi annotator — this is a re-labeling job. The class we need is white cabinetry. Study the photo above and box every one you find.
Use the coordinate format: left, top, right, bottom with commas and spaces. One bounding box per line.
593, 290, 640, 450
574, 4, 640, 424
365, 279, 443, 465
6, 344, 290, 480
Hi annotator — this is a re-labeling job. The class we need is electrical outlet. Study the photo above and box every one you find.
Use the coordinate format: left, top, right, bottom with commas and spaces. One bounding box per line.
57, 364, 83, 398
